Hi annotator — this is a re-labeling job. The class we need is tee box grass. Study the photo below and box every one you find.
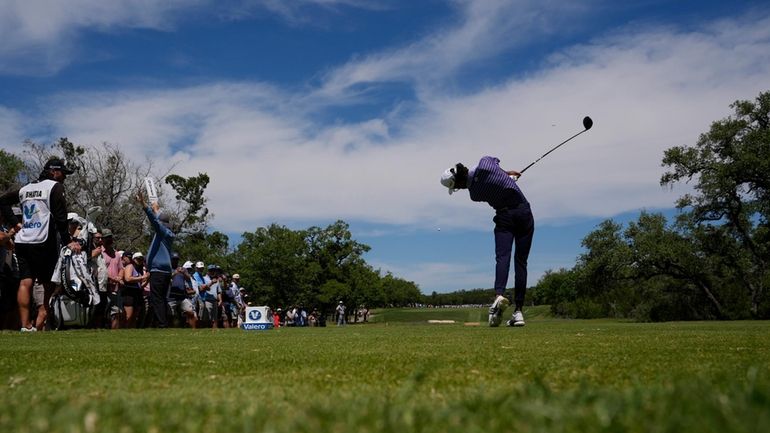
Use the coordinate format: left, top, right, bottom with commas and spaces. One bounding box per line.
1, 309, 768, 433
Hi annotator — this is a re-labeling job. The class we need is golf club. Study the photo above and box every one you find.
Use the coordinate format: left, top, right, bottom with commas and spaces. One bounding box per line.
519, 116, 593, 175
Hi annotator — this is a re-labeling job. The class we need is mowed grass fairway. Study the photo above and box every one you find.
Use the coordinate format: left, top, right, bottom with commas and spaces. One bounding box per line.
1, 309, 769, 433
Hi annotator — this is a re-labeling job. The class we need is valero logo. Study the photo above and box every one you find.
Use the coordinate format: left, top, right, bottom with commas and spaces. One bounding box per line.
23, 204, 37, 219
248, 309, 262, 321
242, 306, 273, 331
241, 323, 272, 330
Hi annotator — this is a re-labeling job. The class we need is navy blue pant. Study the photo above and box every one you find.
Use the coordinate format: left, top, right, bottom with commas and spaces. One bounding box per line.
493, 205, 534, 310
149, 271, 171, 328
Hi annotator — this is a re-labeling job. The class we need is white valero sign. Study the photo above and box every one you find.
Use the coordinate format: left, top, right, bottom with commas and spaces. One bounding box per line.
241, 306, 274, 331
144, 177, 159, 205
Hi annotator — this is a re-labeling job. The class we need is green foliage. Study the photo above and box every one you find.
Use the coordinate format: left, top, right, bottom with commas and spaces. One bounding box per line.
380, 272, 422, 307
228, 222, 421, 310
569, 219, 640, 318
662, 90, 770, 316
0, 149, 25, 191
14, 138, 155, 251
317, 279, 350, 305
1, 322, 769, 433
533, 268, 578, 316
8, 139, 220, 256
348, 263, 385, 308
174, 230, 230, 269
625, 212, 727, 319
233, 224, 315, 306
542, 211, 752, 320
577, 220, 632, 297
165, 173, 211, 234
422, 288, 496, 306
537, 90, 770, 320
306, 220, 371, 283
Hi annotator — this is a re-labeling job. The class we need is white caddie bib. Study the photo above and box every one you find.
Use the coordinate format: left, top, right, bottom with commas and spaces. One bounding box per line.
16, 179, 56, 244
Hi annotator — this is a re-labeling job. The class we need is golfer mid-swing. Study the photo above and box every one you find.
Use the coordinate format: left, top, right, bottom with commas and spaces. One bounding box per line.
441, 156, 534, 327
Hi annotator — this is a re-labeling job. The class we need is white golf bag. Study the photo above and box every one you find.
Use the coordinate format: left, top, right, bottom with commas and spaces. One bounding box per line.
49, 294, 92, 328
49, 246, 100, 329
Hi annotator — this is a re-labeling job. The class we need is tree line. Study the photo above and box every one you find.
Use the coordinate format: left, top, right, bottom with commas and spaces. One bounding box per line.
1, 139, 422, 315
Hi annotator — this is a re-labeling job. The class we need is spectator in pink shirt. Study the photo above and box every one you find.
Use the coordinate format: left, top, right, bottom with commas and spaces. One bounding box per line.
101, 229, 123, 329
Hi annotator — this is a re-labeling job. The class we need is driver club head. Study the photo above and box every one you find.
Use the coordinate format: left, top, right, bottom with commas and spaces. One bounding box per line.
583, 116, 593, 130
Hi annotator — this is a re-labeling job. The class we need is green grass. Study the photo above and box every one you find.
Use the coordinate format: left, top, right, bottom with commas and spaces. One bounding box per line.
1, 311, 769, 433
370, 305, 553, 324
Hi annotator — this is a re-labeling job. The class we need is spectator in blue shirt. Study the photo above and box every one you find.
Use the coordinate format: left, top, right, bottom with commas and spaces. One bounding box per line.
136, 191, 175, 328
193, 262, 221, 328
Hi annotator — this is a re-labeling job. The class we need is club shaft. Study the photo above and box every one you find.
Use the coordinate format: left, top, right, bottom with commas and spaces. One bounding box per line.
520, 128, 588, 174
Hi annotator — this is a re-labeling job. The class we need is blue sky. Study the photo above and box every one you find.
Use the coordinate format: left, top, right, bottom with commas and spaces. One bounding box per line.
1, 0, 769, 293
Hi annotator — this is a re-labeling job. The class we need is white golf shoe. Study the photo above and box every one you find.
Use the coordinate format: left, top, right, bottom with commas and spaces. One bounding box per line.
506, 310, 525, 327
488, 295, 510, 327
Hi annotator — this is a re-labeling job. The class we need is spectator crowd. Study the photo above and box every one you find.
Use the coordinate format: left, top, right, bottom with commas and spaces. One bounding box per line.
0, 157, 361, 331
1, 213, 249, 330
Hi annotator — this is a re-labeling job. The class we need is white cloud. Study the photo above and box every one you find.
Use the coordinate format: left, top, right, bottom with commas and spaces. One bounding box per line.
0, 0, 386, 75
370, 260, 492, 292
40, 11, 770, 238
0, 107, 25, 151
314, 0, 587, 100
414, 14, 770, 227
0, 0, 206, 74
50, 82, 287, 157
252, 0, 388, 24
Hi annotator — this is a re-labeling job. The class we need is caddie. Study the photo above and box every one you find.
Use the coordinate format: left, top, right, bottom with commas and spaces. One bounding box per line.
0, 158, 81, 331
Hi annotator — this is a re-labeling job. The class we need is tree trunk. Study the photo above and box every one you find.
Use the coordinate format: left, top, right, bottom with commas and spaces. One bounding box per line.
696, 280, 725, 318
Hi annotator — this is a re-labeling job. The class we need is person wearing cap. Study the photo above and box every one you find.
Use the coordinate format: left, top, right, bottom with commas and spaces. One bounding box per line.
168, 253, 197, 328
86, 228, 109, 328
190, 261, 208, 297
335, 300, 346, 326
182, 261, 199, 322
219, 272, 235, 328
136, 190, 175, 328
191, 262, 217, 328
440, 157, 534, 327
235, 276, 249, 325
223, 273, 242, 328
122, 251, 149, 328
0, 157, 81, 332
100, 228, 123, 329
199, 264, 223, 328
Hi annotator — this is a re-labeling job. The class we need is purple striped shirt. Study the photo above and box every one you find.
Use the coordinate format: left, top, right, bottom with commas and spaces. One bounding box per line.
467, 156, 528, 210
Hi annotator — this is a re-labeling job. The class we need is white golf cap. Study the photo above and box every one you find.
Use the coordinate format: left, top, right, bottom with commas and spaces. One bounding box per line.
132, 252, 144, 259
195, 261, 205, 268
440, 167, 456, 195
67, 212, 81, 222
183, 261, 194, 268
232, 274, 240, 279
